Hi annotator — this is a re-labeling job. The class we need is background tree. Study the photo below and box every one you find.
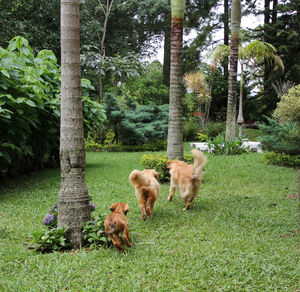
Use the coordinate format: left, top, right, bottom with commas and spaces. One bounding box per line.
167, 0, 186, 160
226, 0, 241, 141
58, 0, 91, 249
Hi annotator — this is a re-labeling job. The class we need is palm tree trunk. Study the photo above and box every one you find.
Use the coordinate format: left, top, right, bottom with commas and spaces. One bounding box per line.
163, 9, 171, 87
226, 0, 241, 142
59, 0, 91, 249
237, 63, 244, 138
167, 0, 186, 160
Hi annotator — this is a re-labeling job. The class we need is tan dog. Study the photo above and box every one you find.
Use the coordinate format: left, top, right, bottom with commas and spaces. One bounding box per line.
104, 202, 131, 252
129, 169, 160, 220
166, 149, 206, 210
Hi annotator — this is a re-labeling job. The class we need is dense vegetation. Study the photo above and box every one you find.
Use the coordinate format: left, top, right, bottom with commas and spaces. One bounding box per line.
0, 37, 105, 177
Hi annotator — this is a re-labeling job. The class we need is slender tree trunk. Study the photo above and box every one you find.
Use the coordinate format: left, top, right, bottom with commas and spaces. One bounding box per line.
223, 0, 229, 80
163, 10, 171, 87
226, 0, 241, 141
167, 0, 186, 160
59, 0, 91, 249
237, 63, 244, 138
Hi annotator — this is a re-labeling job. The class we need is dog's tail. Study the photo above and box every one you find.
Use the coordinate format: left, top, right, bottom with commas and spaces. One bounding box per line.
191, 148, 206, 180
129, 169, 148, 188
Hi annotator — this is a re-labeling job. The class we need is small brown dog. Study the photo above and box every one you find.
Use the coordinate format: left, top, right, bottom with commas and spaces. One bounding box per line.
129, 169, 160, 220
104, 202, 131, 252
166, 149, 206, 210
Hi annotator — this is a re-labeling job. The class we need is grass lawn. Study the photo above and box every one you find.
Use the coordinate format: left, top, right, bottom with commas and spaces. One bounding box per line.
0, 147, 299, 291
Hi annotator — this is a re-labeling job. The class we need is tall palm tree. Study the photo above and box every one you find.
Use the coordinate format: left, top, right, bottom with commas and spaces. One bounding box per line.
208, 40, 284, 137
226, 0, 241, 141
167, 0, 186, 160
59, 0, 91, 249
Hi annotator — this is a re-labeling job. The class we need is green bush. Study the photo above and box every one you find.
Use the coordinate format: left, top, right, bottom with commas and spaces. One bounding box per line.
0, 36, 106, 177
259, 117, 300, 155
141, 153, 194, 182
205, 121, 226, 138
85, 140, 167, 152
207, 133, 249, 155
183, 121, 201, 141
263, 151, 300, 168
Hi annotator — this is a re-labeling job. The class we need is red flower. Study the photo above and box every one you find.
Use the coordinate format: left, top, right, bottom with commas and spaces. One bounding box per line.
203, 113, 206, 117
194, 111, 199, 117
200, 130, 203, 133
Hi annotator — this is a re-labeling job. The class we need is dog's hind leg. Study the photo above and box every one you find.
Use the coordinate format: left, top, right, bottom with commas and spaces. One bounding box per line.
146, 195, 156, 217
123, 227, 132, 248
168, 184, 176, 201
113, 233, 125, 252
138, 198, 147, 220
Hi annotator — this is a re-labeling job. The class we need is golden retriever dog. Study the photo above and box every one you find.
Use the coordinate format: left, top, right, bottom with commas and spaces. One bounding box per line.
104, 202, 131, 252
129, 169, 160, 220
166, 149, 206, 210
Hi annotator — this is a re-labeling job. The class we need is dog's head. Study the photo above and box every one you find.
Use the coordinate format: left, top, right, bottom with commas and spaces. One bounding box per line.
109, 202, 130, 215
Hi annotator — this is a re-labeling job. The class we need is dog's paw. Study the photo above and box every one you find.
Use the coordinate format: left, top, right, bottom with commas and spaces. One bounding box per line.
126, 243, 132, 248
168, 196, 173, 201
146, 209, 151, 216
142, 214, 147, 221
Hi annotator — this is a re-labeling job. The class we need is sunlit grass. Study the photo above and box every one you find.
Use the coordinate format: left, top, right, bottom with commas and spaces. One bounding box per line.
0, 149, 299, 291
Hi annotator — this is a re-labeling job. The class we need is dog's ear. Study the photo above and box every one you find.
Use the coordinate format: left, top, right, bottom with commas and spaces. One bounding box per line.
123, 204, 130, 215
152, 169, 159, 179
109, 203, 118, 212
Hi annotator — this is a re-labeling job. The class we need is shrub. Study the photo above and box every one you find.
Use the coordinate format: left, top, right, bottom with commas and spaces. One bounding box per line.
0, 37, 106, 177
196, 132, 209, 142
183, 121, 201, 141
259, 117, 300, 155
205, 121, 226, 138
263, 152, 300, 168
273, 84, 300, 123
85, 140, 167, 152
141, 153, 194, 182
30, 202, 110, 252
207, 133, 249, 155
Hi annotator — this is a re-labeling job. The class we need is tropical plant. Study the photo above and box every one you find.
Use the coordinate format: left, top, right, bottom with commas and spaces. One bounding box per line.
208, 40, 284, 138
184, 71, 212, 128
58, 0, 91, 249
167, 0, 186, 160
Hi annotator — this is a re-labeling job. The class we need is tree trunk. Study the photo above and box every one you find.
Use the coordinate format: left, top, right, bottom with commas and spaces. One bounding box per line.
237, 63, 244, 138
163, 10, 171, 87
167, 0, 186, 160
59, 0, 91, 249
226, 0, 241, 142
223, 0, 229, 80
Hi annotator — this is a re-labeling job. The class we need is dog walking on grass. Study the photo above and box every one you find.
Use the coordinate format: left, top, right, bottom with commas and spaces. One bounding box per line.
166, 149, 206, 210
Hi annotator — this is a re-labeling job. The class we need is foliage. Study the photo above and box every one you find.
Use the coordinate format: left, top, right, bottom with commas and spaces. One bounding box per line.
273, 84, 300, 124
82, 214, 112, 249
141, 153, 194, 182
0, 37, 105, 177
197, 132, 209, 142
207, 133, 249, 155
205, 121, 226, 138
31, 227, 70, 253
104, 93, 169, 145
85, 140, 166, 152
184, 71, 212, 128
258, 117, 300, 155
263, 151, 300, 168
182, 121, 201, 141
31, 201, 109, 252
122, 61, 169, 105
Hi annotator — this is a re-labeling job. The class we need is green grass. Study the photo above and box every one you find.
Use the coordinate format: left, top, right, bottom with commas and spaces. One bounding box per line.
0, 149, 299, 291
